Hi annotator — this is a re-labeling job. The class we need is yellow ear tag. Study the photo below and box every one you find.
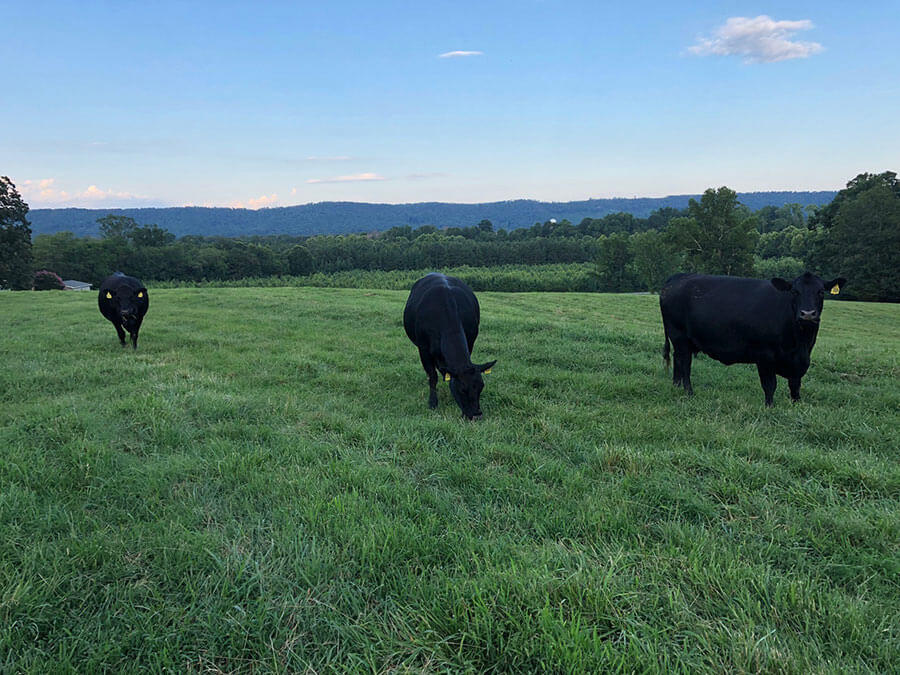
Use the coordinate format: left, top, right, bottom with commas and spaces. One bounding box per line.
484, 368, 492, 374
830, 285, 840, 295
138, 292, 144, 298
444, 373, 451, 382
105, 292, 112, 299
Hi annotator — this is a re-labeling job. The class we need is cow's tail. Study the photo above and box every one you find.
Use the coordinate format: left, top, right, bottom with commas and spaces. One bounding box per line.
662, 330, 671, 372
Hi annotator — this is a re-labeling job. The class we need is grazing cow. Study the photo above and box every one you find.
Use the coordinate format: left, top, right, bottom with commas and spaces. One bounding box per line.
660, 272, 846, 406
98, 272, 149, 350
403, 273, 496, 419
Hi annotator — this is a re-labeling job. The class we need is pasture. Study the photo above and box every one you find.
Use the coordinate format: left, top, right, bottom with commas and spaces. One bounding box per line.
0, 288, 897, 672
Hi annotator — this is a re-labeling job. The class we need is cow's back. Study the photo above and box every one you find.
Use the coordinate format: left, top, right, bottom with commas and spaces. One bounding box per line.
403, 274, 479, 345
99, 272, 142, 293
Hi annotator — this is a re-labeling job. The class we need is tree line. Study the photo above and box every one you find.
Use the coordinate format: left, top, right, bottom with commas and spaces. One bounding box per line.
2, 172, 897, 301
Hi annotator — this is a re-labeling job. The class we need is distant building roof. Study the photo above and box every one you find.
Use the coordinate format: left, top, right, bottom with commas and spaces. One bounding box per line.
63, 280, 92, 290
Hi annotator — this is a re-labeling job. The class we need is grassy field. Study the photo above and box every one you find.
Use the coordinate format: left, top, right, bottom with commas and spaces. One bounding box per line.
0, 287, 898, 672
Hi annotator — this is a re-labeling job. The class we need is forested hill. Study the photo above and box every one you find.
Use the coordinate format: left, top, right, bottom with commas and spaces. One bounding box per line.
28, 191, 837, 238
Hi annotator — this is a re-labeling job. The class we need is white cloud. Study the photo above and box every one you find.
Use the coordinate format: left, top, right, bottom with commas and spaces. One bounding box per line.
438, 50, 484, 59
230, 193, 279, 209
688, 16, 823, 63
305, 155, 352, 161
306, 172, 387, 184
19, 178, 153, 207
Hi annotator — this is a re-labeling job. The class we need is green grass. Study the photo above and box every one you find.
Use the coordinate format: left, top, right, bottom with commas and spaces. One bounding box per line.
1, 288, 897, 673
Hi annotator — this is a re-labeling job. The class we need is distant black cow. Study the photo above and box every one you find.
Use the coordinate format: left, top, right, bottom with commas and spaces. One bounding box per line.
660, 272, 846, 406
98, 272, 149, 350
404, 273, 496, 419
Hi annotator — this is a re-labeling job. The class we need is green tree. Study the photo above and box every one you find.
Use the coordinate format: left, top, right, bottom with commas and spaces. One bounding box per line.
808, 171, 900, 231
754, 256, 805, 281
629, 229, 681, 292
97, 214, 139, 240
130, 224, 175, 247
812, 181, 900, 301
666, 187, 759, 276
591, 233, 636, 291
0, 176, 33, 290
286, 245, 314, 275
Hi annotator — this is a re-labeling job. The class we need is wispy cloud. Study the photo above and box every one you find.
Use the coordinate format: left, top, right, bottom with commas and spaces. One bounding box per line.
306, 172, 387, 184
230, 193, 279, 209
688, 16, 823, 63
405, 172, 447, 181
438, 50, 484, 59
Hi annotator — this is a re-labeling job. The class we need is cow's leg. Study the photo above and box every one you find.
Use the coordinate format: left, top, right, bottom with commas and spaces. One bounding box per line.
788, 376, 802, 403
757, 363, 777, 407
418, 347, 439, 409
671, 339, 684, 387
115, 323, 127, 347
671, 351, 683, 387
130, 330, 139, 350
673, 341, 693, 394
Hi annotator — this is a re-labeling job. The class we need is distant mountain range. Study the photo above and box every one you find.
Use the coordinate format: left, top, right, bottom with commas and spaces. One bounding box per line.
28, 191, 838, 238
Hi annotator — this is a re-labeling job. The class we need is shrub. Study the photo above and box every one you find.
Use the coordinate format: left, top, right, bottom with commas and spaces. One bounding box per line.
33, 269, 65, 290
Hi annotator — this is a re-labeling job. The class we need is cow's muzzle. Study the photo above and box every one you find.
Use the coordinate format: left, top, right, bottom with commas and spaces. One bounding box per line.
799, 310, 820, 323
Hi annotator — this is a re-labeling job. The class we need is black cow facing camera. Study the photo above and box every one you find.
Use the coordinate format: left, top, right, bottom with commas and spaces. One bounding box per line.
404, 273, 496, 420
98, 272, 149, 350
660, 272, 846, 406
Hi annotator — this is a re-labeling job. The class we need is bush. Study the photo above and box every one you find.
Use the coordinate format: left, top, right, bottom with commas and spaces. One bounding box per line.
33, 269, 65, 290
151, 263, 601, 292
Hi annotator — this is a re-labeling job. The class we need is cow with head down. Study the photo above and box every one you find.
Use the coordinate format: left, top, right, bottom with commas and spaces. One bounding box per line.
404, 273, 496, 420
98, 272, 149, 350
660, 271, 846, 406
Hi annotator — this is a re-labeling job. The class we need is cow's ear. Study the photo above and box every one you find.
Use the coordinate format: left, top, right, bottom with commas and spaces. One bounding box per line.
770, 278, 792, 292
478, 360, 497, 374
825, 277, 846, 294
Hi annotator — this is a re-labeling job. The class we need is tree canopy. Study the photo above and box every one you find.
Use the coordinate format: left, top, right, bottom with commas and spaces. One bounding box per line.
808, 171, 900, 231
665, 187, 759, 276
0, 176, 33, 290
812, 180, 900, 301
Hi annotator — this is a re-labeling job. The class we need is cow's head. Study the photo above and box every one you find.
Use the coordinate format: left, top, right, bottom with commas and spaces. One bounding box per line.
104, 286, 148, 330
771, 273, 846, 324
448, 360, 497, 420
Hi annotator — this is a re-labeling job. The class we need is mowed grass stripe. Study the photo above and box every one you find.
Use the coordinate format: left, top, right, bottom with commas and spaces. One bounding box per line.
0, 288, 897, 672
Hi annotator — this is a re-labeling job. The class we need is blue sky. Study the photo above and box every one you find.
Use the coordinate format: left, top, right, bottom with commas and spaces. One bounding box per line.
3, 1, 898, 209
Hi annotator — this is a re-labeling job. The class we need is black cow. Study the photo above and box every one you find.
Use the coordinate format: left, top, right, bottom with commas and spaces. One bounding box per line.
403, 273, 496, 419
660, 272, 845, 406
98, 272, 149, 350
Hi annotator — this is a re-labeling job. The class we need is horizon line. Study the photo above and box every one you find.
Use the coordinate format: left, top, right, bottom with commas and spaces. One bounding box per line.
28, 188, 841, 211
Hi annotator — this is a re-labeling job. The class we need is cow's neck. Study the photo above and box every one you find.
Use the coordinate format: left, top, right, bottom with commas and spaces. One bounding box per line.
783, 316, 818, 354
796, 321, 819, 352
440, 327, 473, 372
